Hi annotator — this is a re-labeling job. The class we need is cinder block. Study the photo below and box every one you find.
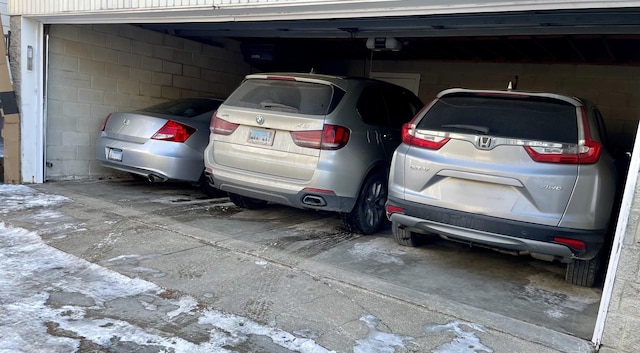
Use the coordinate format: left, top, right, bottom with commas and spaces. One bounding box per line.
49, 53, 79, 72
162, 61, 182, 75
50, 25, 79, 41
78, 88, 104, 105
119, 52, 142, 69
161, 86, 181, 100
64, 40, 93, 59
91, 76, 117, 91
62, 131, 90, 147
47, 145, 77, 160
164, 35, 184, 50
91, 104, 117, 120
104, 92, 130, 106
62, 159, 90, 177
183, 65, 201, 78
173, 49, 193, 65
62, 102, 91, 119
105, 63, 130, 79
130, 68, 152, 83
622, 317, 640, 351
142, 57, 163, 72
106, 34, 131, 53
48, 85, 78, 102
92, 46, 119, 64
132, 41, 153, 56
130, 95, 155, 109
140, 83, 162, 98
78, 59, 106, 76
117, 79, 140, 95
173, 75, 192, 89
78, 29, 107, 47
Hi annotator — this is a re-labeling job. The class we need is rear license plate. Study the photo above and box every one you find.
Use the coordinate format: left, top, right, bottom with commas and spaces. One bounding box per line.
107, 148, 123, 162
248, 129, 275, 146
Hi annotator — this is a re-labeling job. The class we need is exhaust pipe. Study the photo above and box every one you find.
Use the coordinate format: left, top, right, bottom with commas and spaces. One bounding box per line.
147, 174, 168, 182
302, 195, 327, 207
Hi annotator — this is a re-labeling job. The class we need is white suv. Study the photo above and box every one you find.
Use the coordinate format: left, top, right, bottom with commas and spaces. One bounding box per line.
386, 88, 617, 287
205, 72, 423, 234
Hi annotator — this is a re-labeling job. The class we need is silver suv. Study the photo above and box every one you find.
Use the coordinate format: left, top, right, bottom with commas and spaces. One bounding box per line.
386, 88, 617, 287
204, 72, 423, 234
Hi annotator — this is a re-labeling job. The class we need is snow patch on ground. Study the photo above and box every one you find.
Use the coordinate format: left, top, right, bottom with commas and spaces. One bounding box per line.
354, 314, 414, 353
0, 184, 70, 213
426, 321, 493, 353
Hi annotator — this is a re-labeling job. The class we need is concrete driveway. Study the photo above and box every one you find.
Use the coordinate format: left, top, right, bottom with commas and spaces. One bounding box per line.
2, 177, 601, 352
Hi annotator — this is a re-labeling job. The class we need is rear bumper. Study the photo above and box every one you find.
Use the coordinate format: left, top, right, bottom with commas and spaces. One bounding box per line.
386, 196, 605, 261
96, 138, 203, 182
208, 167, 357, 212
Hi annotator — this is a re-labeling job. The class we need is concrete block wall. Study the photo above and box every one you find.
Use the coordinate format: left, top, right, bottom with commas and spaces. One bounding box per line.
46, 24, 250, 180
599, 166, 640, 353
353, 60, 640, 154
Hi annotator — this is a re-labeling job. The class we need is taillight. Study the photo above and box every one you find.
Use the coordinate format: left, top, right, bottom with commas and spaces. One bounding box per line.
151, 120, 195, 143
554, 237, 586, 251
401, 122, 450, 150
525, 107, 602, 164
385, 204, 404, 215
210, 113, 239, 136
101, 113, 112, 132
291, 124, 350, 150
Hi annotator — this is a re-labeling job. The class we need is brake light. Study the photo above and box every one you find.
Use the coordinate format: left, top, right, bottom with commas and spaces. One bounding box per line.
524, 107, 601, 164
554, 237, 586, 251
401, 122, 450, 150
151, 120, 195, 142
266, 75, 296, 81
101, 113, 112, 132
385, 204, 404, 215
291, 124, 350, 150
210, 113, 239, 136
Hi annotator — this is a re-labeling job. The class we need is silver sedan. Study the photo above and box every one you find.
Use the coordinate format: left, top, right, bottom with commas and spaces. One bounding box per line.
96, 97, 223, 195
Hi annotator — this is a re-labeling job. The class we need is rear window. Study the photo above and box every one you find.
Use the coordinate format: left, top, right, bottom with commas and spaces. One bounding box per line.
143, 98, 222, 118
224, 79, 338, 116
417, 95, 579, 144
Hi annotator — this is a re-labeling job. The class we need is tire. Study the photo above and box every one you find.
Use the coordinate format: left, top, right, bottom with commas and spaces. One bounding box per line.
342, 172, 388, 235
566, 255, 600, 287
229, 193, 268, 210
392, 222, 419, 247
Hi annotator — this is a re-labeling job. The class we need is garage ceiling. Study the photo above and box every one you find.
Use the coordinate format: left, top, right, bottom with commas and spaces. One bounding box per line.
139, 7, 640, 70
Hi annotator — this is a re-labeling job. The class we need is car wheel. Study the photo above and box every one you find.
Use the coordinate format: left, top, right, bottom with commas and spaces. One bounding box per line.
392, 222, 419, 247
342, 172, 388, 235
229, 193, 268, 210
566, 254, 601, 287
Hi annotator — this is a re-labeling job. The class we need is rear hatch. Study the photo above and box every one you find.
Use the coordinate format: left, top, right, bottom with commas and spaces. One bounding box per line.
211, 75, 341, 181
402, 90, 585, 227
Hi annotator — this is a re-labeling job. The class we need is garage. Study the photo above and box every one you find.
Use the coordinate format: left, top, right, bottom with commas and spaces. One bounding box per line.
5, 1, 640, 352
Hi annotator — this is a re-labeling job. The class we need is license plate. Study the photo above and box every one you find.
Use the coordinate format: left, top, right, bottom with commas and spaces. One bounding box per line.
248, 129, 275, 146
107, 148, 123, 162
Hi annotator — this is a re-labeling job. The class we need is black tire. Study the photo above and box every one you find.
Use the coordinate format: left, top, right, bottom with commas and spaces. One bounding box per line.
392, 222, 419, 247
229, 193, 268, 210
342, 172, 388, 235
566, 255, 600, 287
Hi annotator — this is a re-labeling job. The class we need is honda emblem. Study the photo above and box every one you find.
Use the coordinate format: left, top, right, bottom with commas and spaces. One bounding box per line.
478, 136, 492, 149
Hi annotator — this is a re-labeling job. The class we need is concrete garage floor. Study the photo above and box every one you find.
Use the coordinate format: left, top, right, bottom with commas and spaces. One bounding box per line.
2, 178, 601, 352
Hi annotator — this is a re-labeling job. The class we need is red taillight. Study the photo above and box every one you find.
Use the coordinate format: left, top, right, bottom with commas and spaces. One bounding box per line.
525, 107, 602, 164
291, 124, 350, 150
554, 237, 586, 251
101, 113, 112, 132
151, 120, 195, 143
385, 204, 404, 215
210, 113, 239, 136
401, 122, 450, 150
303, 187, 336, 195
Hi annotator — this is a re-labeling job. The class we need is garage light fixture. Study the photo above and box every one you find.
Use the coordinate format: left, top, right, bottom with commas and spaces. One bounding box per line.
366, 37, 402, 51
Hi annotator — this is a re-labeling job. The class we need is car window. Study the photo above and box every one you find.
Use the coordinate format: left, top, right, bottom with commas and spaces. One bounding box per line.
224, 79, 334, 116
417, 95, 579, 144
383, 86, 424, 129
357, 86, 389, 126
143, 98, 222, 118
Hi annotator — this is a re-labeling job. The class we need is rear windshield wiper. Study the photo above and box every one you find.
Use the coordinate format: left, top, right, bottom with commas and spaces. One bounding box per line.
260, 102, 299, 113
441, 124, 490, 134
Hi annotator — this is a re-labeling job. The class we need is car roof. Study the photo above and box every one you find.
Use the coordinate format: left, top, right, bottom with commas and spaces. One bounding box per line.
244, 72, 400, 92
438, 88, 584, 107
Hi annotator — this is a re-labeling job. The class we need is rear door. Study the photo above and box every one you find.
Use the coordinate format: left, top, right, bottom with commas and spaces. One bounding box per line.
403, 94, 580, 226
212, 77, 335, 181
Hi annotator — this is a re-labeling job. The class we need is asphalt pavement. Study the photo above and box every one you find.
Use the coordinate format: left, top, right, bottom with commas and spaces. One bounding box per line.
0, 177, 600, 353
